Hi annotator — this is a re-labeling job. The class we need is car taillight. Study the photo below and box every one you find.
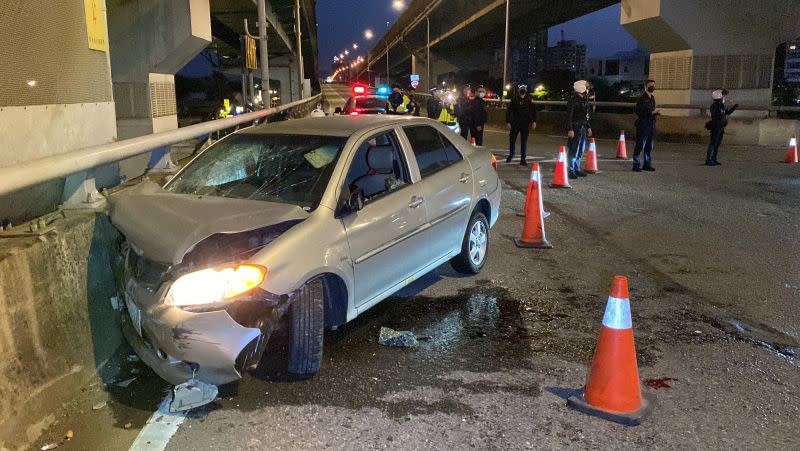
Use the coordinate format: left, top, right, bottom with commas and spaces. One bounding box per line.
491, 154, 497, 170
349, 111, 359, 116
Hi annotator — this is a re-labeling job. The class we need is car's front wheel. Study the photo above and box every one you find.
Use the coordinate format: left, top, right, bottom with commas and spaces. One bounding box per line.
287, 278, 325, 376
451, 211, 489, 274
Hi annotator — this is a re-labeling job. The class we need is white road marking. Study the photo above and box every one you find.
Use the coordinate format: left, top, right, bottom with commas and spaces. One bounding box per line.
129, 395, 186, 451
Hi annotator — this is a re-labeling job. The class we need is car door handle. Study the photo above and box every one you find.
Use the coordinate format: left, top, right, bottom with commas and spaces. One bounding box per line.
458, 173, 470, 183
408, 196, 424, 208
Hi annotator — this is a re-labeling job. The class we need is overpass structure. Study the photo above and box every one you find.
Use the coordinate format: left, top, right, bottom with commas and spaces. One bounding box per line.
0, 0, 318, 224
360, 0, 800, 115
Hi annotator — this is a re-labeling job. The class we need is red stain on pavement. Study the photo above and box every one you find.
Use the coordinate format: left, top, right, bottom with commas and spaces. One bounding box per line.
644, 377, 676, 389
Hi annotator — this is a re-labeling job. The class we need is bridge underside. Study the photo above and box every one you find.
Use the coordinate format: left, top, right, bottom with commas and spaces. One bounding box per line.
364, 0, 615, 86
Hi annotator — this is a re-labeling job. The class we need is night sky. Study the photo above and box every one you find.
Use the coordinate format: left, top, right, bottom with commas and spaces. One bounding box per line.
317, 2, 639, 75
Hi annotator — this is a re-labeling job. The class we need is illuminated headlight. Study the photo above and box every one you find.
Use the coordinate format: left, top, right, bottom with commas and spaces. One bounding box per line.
166, 265, 266, 307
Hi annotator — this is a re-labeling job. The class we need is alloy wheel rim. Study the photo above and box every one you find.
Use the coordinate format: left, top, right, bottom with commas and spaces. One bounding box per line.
468, 220, 488, 266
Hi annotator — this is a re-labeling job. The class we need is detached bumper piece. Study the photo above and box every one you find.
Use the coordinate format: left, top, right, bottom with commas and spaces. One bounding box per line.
171, 379, 219, 412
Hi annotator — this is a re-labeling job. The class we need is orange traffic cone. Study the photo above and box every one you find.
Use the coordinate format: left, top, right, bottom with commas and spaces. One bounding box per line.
470, 136, 477, 146
567, 276, 653, 426
515, 163, 552, 249
584, 138, 600, 173
616, 131, 628, 159
550, 146, 572, 189
783, 136, 797, 164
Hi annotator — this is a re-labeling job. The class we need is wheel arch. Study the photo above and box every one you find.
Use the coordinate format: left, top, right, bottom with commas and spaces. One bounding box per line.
318, 272, 348, 328
474, 197, 492, 223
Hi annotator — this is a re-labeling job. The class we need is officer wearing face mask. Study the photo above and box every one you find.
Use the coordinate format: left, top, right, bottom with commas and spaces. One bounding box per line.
506, 84, 538, 165
705, 89, 738, 166
469, 86, 489, 146
566, 80, 592, 178
632, 79, 660, 172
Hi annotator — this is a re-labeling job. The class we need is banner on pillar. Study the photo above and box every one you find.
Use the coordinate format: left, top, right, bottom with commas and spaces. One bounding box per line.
84, 0, 108, 52
245, 36, 258, 70
410, 74, 420, 89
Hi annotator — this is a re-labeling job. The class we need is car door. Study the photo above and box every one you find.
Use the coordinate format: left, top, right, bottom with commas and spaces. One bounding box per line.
339, 129, 429, 307
400, 125, 473, 262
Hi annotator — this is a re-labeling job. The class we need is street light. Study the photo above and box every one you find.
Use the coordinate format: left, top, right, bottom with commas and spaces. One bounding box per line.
344, 50, 349, 55
392, 0, 405, 11
353, 43, 358, 49
364, 29, 374, 40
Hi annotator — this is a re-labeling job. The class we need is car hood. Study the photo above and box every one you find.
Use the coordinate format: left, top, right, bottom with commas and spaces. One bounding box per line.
108, 181, 308, 264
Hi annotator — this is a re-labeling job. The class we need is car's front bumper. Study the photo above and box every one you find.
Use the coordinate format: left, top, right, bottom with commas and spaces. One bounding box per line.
118, 270, 285, 386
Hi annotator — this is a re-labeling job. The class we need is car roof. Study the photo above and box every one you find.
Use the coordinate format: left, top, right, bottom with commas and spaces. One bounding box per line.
240, 115, 429, 137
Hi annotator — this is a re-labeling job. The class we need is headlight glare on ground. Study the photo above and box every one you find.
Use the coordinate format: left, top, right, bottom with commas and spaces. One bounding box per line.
167, 265, 267, 306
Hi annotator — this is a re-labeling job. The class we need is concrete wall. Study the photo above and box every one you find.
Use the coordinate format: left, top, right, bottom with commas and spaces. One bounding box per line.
0, 0, 117, 223
0, 213, 121, 448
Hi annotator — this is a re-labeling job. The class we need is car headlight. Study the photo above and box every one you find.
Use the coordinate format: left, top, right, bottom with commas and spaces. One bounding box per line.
166, 264, 267, 307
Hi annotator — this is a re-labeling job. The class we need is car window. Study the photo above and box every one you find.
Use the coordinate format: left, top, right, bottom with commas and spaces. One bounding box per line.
403, 125, 462, 177
356, 97, 388, 110
344, 131, 410, 201
165, 134, 346, 211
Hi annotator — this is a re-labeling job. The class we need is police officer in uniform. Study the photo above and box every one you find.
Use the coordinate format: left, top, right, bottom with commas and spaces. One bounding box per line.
705, 89, 738, 166
438, 92, 459, 132
632, 79, 659, 172
387, 84, 411, 114
506, 84, 538, 165
566, 80, 592, 178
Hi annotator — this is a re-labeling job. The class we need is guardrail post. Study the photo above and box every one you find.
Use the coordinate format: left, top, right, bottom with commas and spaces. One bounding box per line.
147, 146, 178, 173
61, 170, 107, 210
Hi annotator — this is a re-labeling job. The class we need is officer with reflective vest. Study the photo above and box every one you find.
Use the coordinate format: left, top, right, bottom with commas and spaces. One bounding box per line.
387, 84, 412, 115
437, 91, 459, 132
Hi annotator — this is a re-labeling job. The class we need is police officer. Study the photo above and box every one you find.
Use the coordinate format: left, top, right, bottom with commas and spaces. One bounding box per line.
438, 91, 459, 133
470, 86, 489, 146
705, 89, 738, 166
387, 84, 411, 114
506, 84, 538, 165
456, 84, 473, 140
406, 85, 420, 116
566, 80, 592, 178
632, 79, 659, 172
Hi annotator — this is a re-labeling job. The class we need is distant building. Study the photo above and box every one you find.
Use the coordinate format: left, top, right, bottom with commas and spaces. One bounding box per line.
509, 30, 549, 84
785, 39, 800, 83
543, 31, 587, 79
587, 48, 650, 85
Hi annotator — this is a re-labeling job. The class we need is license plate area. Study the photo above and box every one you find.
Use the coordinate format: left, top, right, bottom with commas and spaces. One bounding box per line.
125, 293, 143, 337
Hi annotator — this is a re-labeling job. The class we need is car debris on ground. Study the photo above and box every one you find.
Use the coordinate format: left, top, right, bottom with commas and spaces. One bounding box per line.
170, 379, 219, 412
378, 327, 419, 347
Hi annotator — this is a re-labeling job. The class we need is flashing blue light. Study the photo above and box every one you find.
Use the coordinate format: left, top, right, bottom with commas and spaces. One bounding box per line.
377, 85, 391, 96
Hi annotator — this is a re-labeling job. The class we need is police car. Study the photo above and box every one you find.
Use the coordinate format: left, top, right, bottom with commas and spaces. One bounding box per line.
340, 84, 391, 116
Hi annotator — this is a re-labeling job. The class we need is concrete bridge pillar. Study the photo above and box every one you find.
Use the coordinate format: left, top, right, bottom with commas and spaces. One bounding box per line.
107, 0, 211, 177
271, 56, 301, 106
622, 0, 800, 115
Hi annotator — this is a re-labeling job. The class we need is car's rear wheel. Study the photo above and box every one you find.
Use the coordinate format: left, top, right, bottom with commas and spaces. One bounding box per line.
288, 278, 325, 376
451, 211, 489, 274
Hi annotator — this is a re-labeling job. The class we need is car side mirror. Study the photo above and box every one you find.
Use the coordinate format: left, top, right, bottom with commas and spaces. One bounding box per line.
334, 107, 343, 115
347, 188, 365, 213
337, 187, 365, 217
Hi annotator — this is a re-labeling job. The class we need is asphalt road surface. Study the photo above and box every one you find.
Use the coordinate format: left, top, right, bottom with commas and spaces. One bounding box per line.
31, 109, 800, 450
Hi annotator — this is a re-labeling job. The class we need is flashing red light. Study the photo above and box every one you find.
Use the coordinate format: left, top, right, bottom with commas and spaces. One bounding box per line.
352, 85, 366, 95
349, 111, 359, 116
491, 154, 497, 170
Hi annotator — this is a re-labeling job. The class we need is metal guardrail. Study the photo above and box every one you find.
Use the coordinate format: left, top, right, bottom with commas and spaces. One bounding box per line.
416, 92, 800, 114
0, 94, 322, 199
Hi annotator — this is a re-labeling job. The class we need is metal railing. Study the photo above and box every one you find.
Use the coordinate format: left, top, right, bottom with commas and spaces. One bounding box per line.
0, 94, 322, 202
416, 93, 800, 115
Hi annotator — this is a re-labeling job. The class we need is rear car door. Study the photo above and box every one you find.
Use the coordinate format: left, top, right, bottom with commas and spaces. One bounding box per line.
340, 129, 429, 307
400, 125, 473, 262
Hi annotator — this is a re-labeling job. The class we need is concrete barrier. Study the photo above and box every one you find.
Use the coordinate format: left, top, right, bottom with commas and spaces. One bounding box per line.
0, 212, 121, 448
416, 93, 800, 146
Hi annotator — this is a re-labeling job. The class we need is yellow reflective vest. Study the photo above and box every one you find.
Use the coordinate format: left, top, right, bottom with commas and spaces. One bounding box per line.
438, 104, 457, 125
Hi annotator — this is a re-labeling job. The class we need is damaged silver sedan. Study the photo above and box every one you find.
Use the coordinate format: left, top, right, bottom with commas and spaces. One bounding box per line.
109, 115, 501, 396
